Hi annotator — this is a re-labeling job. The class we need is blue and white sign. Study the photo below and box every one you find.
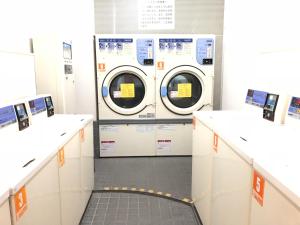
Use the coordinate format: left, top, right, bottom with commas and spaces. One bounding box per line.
29, 97, 46, 115
196, 38, 214, 65
98, 39, 133, 50
0, 105, 16, 128
136, 39, 154, 66
159, 39, 193, 50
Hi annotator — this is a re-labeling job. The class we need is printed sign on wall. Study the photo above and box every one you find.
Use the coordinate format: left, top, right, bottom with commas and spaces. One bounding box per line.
138, 0, 175, 30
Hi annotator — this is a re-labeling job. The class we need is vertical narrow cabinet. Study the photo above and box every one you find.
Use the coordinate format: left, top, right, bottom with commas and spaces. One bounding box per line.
59, 133, 81, 225
210, 137, 252, 225
192, 118, 214, 225
10, 156, 61, 225
80, 122, 94, 214
0, 199, 11, 225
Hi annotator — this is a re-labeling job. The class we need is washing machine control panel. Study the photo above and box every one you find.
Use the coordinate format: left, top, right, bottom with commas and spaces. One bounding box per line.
196, 38, 214, 65
159, 38, 193, 56
245, 89, 268, 108
288, 96, 300, 120
29, 97, 47, 116
0, 105, 17, 128
137, 39, 154, 66
98, 38, 134, 56
45, 96, 54, 117
263, 93, 279, 122
14, 103, 29, 131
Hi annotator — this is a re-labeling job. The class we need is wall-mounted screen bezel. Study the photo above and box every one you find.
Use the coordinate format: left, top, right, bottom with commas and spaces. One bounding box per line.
29, 97, 46, 115
245, 89, 268, 108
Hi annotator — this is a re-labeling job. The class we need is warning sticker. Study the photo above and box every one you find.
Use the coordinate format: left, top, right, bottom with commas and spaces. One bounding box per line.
121, 83, 135, 98
113, 91, 121, 98
177, 83, 191, 98
100, 125, 119, 132
156, 139, 171, 151
157, 124, 176, 131
170, 91, 178, 98
100, 140, 116, 151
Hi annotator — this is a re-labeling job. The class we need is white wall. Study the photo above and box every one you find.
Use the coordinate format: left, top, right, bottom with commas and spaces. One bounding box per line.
222, 0, 300, 110
0, 0, 96, 118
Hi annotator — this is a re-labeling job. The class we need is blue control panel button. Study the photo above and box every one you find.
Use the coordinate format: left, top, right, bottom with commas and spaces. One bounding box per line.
102, 86, 109, 97
161, 87, 167, 97
136, 39, 154, 66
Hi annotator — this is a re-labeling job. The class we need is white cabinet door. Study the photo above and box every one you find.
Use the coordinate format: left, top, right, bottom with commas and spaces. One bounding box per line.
211, 138, 252, 225
59, 133, 81, 225
0, 200, 12, 225
80, 122, 94, 214
250, 180, 300, 225
10, 156, 61, 225
192, 119, 213, 225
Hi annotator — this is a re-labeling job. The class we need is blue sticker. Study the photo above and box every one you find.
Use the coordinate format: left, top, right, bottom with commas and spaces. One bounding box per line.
161, 87, 167, 97
245, 90, 268, 108
136, 39, 154, 66
196, 38, 214, 65
102, 86, 108, 97
0, 105, 16, 128
29, 97, 46, 115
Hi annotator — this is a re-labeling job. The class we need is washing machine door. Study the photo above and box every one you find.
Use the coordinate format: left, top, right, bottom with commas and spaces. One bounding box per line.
102, 66, 150, 115
160, 65, 209, 115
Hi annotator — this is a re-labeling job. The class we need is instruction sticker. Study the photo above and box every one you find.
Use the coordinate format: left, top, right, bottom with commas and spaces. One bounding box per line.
157, 124, 176, 131
157, 139, 171, 151
58, 148, 65, 167
14, 186, 28, 220
213, 133, 218, 152
177, 83, 191, 98
113, 91, 121, 98
100, 125, 119, 133
170, 91, 178, 98
121, 83, 135, 98
100, 140, 116, 151
253, 170, 265, 206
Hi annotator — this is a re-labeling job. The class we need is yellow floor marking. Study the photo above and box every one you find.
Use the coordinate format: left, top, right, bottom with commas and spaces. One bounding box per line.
165, 193, 172, 197
148, 190, 154, 193
139, 188, 145, 192
157, 192, 163, 195
131, 188, 137, 191
121, 187, 128, 190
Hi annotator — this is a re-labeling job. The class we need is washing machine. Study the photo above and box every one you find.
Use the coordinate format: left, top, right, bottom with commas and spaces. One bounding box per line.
155, 34, 215, 155
95, 34, 156, 157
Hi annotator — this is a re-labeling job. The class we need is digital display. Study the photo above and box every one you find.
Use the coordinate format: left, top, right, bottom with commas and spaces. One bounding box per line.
264, 94, 278, 111
0, 105, 16, 128
63, 42, 72, 59
45, 96, 53, 108
29, 97, 46, 115
245, 89, 268, 108
288, 97, 300, 119
14, 103, 28, 121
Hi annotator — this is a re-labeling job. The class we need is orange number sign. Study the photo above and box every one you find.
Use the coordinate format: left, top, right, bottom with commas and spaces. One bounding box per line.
58, 148, 65, 167
80, 128, 85, 142
213, 133, 218, 152
253, 170, 265, 206
14, 186, 28, 220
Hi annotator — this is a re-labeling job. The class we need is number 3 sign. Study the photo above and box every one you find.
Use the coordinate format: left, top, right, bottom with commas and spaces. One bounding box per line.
252, 170, 265, 206
14, 186, 28, 220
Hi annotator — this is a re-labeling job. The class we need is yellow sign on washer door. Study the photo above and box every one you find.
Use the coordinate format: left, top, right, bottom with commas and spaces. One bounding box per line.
121, 83, 135, 98
177, 83, 192, 98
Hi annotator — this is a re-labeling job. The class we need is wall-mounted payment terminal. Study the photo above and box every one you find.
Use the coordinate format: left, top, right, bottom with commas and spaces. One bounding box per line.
263, 93, 279, 122
45, 96, 54, 117
14, 103, 29, 130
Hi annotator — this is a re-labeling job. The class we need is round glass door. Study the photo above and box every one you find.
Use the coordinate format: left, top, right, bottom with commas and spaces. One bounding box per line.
109, 73, 145, 109
167, 73, 202, 108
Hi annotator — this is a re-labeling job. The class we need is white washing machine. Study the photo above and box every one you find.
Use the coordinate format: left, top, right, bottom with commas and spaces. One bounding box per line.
95, 34, 156, 157
155, 34, 215, 155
